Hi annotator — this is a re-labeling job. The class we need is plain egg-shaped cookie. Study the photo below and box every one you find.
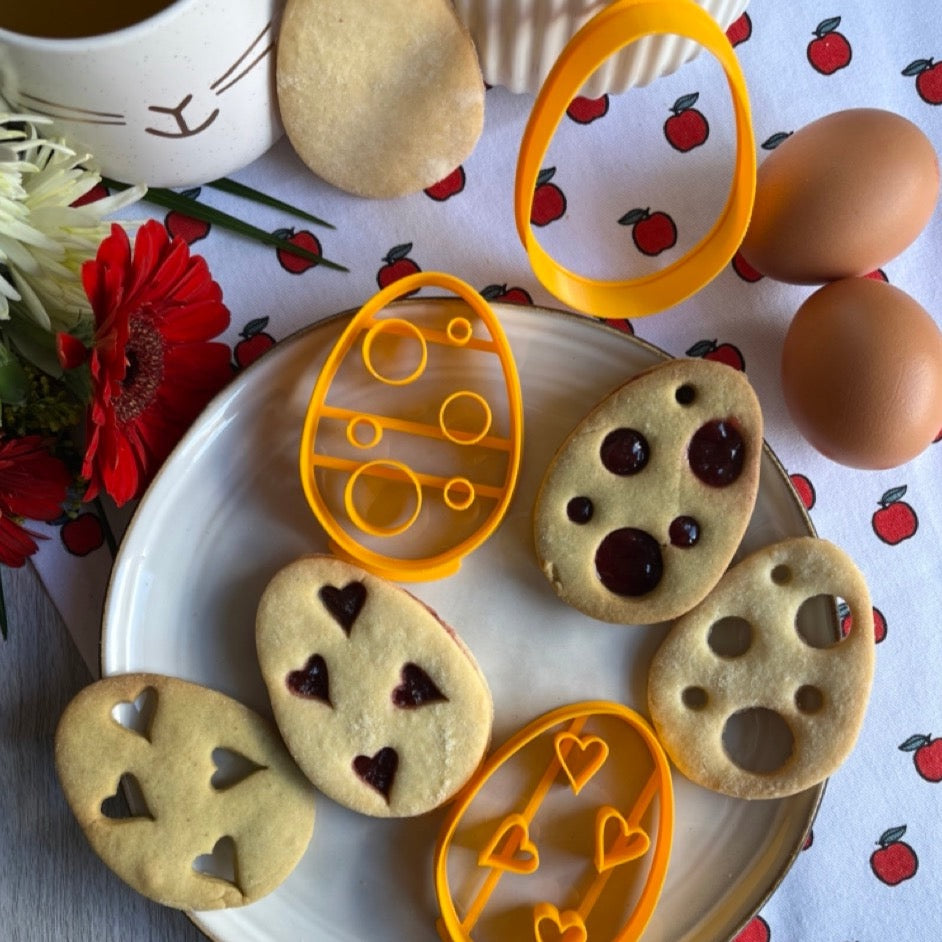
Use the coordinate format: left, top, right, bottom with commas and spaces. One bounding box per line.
256, 555, 493, 817
533, 358, 763, 625
54, 673, 316, 910
276, 0, 484, 198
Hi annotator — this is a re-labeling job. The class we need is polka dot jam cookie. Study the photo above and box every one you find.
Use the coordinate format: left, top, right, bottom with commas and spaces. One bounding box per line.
256, 555, 493, 818
533, 358, 763, 625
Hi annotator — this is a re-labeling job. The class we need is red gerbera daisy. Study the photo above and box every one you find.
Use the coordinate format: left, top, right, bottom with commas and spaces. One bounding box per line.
77, 220, 231, 506
0, 435, 72, 567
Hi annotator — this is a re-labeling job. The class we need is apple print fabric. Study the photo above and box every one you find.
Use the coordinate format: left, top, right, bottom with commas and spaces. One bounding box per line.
28, 0, 942, 938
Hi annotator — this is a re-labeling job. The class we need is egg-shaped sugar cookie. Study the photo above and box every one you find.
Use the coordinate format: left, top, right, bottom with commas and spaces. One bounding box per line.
648, 538, 875, 799
276, 0, 484, 198
256, 555, 493, 817
54, 673, 316, 910
533, 357, 763, 625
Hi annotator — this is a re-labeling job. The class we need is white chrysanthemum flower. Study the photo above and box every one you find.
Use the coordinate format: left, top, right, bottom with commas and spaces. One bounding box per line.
0, 106, 145, 332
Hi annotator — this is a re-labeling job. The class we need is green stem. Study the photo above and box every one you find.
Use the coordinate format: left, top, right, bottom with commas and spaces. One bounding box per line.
206, 178, 335, 229
103, 179, 349, 273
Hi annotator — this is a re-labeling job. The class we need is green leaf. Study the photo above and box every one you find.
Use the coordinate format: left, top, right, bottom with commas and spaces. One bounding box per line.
0, 345, 28, 405
206, 178, 335, 229
103, 179, 348, 273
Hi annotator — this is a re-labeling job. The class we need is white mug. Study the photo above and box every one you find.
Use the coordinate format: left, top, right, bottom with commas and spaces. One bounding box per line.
0, 0, 285, 187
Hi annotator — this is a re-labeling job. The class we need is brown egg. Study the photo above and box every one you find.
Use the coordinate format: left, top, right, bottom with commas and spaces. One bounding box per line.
740, 109, 939, 284
781, 278, 942, 469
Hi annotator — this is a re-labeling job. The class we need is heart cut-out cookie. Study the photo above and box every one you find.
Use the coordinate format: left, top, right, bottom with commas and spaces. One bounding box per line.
256, 555, 492, 817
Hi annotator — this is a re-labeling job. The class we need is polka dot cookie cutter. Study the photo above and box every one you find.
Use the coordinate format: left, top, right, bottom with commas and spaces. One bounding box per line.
299, 271, 523, 581
514, 0, 756, 319
434, 701, 674, 942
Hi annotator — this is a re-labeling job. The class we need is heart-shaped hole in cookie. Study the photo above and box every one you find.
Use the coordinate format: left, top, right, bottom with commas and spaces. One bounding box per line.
110, 687, 157, 740
210, 748, 267, 791
286, 653, 332, 704
319, 582, 367, 634
392, 663, 447, 708
353, 747, 398, 802
100, 773, 154, 821
193, 835, 240, 890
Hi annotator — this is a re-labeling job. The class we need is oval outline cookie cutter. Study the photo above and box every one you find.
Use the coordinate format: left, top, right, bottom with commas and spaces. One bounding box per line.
434, 700, 675, 942
514, 0, 756, 319
299, 270, 524, 581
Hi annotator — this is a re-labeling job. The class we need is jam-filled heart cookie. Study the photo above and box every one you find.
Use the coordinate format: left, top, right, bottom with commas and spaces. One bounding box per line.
647, 537, 875, 799
54, 673, 316, 910
256, 555, 493, 817
533, 357, 763, 625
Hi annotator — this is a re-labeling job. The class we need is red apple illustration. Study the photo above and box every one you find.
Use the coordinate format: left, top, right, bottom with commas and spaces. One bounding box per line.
872, 486, 918, 545
725, 12, 752, 47
480, 284, 533, 305
566, 94, 610, 124
165, 188, 211, 245
234, 317, 275, 369
619, 208, 677, 256
60, 513, 104, 557
899, 734, 942, 782
761, 131, 793, 150
870, 826, 918, 885
788, 472, 816, 511
377, 243, 421, 292
424, 165, 466, 201
531, 167, 567, 227
802, 828, 814, 851
275, 228, 322, 274
664, 93, 709, 152
686, 338, 745, 370
602, 318, 635, 335
807, 17, 852, 74
838, 602, 887, 643
865, 268, 889, 282
70, 181, 110, 208
902, 58, 942, 105
732, 914, 770, 942
732, 250, 764, 282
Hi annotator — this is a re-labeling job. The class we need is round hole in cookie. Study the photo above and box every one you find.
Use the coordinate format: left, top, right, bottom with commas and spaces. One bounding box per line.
566, 495, 594, 524
682, 686, 709, 710
688, 419, 746, 487
795, 685, 825, 714
599, 427, 650, 475
771, 564, 793, 585
595, 527, 663, 596
675, 384, 696, 405
722, 708, 794, 774
795, 593, 846, 649
707, 616, 752, 658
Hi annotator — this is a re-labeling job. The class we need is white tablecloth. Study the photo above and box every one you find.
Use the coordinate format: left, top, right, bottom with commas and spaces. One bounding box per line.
29, 1, 942, 939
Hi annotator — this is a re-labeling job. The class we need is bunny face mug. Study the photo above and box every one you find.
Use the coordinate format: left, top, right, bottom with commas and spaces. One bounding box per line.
0, 0, 284, 187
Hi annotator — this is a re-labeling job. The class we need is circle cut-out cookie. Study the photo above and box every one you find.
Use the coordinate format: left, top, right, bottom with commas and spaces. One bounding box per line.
533, 357, 763, 625
276, 0, 484, 198
54, 673, 316, 910
256, 555, 493, 817
647, 537, 876, 799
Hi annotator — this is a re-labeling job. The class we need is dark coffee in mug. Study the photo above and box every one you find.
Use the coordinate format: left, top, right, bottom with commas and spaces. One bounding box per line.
0, 1, 177, 39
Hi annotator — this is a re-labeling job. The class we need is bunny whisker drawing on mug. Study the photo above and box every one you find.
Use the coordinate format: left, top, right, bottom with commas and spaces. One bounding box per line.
10, 20, 276, 141
0, 0, 285, 186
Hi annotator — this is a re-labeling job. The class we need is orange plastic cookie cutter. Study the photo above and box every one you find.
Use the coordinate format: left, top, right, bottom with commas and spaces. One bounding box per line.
514, 0, 756, 319
299, 271, 523, 581
435, 701, 674, 942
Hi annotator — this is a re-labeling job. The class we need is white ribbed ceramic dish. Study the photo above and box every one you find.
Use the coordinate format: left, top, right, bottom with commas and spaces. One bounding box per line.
452, 0, 750, 96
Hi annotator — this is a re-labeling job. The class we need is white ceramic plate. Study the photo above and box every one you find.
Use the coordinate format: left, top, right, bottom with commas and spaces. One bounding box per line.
102, 301, 822, 942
